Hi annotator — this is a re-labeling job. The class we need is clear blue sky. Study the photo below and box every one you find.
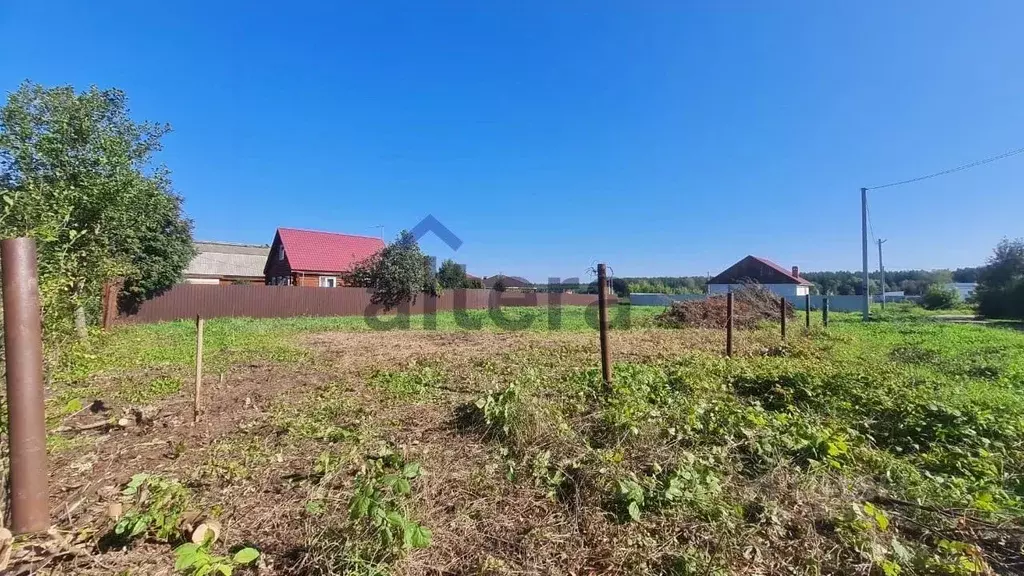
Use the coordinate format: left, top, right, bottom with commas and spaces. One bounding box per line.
3, 1, 1023, 281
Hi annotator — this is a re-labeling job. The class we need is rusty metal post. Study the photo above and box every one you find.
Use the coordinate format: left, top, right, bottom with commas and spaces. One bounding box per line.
823, 297, 830, 328
805, 293, 811, 329
194, 315, 204, 422
780, 296, 787, 341
597, 264, 612, 388
1, 238, 50, 534
726, 292, 734, 357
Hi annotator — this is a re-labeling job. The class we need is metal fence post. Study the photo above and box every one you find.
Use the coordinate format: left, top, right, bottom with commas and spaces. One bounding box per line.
780, 296, 787, 341
597, 264, 612, 389
805, 293, 811, 329
1, 238, 51, 534
726, 292, 734, 357
823, 297, 830, 328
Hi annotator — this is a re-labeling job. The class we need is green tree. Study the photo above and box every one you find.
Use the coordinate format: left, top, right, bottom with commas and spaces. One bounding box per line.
921, 285, 960, 310
0, 81, 194, 338
975, 238, 1024, 319
437, 258, 468, 289
465, 277, 484, 289
492, 277, 506, 292
344, 230, 428, 310
611, 277, 629, 297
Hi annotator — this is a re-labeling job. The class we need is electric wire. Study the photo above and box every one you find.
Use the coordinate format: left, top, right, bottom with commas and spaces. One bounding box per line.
866, 146, 1024, 190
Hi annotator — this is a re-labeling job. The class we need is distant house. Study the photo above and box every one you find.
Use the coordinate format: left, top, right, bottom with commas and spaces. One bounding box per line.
482, 274, 532, 291
264, 228, 385, 287
707, 255, 813, 297
184, 242, 270, 285
945, 282, 977, 300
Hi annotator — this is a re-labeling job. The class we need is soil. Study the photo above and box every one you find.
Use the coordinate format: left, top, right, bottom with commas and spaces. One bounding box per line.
25, 328, 769, 575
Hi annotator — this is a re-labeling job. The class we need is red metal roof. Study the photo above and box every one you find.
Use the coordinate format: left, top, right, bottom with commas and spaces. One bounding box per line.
748, 256, 813, 285
276, 228, 385, 273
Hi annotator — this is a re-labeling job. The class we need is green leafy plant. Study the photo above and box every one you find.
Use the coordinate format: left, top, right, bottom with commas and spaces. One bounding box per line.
370, 364, 445, 398
174, 541, 259, 576
114, 473, 192, 543
348, 453, 431, 551
305, 450, 432, 574
471, 384, 521, 442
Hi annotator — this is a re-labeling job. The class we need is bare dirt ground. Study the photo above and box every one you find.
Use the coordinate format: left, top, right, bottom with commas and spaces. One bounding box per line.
24, 327, 776, 575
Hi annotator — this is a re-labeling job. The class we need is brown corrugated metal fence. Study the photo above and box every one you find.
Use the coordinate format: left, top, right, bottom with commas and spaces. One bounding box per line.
116, 285, 613, 324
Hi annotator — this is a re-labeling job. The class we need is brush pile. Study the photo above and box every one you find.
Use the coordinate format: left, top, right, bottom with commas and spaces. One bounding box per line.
656, 284, 794, 329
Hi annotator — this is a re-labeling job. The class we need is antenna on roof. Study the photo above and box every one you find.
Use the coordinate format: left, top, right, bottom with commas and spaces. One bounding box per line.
371, 225, 384, 241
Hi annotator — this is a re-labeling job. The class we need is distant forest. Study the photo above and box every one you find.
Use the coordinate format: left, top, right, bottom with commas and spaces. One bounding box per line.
617, 267, 983, 296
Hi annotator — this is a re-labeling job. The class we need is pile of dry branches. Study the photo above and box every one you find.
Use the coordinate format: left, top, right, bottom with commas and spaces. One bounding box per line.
655, 284, 794, 329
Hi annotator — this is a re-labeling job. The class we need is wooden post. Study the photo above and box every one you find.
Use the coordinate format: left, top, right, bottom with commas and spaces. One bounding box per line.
805, 293, 811, 329
726, 292, 734, 357
823, 297, 830, 328
194, 315, 204, 423
597, 263, 612, 389
780, 296, 787, 341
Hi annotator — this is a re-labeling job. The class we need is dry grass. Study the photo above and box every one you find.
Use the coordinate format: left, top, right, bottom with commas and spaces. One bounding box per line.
21, 309, 1024, 575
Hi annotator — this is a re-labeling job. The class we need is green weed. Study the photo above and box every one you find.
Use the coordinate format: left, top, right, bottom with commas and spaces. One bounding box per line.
303, 449, 431, 575
370, 364, 445, 398
113, 473, 192, 543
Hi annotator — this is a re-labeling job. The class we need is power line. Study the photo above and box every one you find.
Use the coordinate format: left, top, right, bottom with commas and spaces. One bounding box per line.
866, 146, 1024, 190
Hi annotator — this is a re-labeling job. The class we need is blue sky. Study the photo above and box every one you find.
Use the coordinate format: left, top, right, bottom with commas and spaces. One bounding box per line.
3, 1, 1023, 281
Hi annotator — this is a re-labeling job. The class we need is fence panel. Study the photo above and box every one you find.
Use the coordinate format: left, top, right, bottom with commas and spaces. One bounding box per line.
117, 285, 610, 324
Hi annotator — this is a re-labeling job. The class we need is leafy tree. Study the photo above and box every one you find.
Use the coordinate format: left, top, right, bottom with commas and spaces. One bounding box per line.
437, 258, 468, 289
344, 230, 428, 310
611, 278, 629, 297
975, 238, 1024, 319
0, 81, 194, 339
921, 285, 960, 310
465, 277, 484, 289
952, 266, 984, 283
492, 277, 506, 292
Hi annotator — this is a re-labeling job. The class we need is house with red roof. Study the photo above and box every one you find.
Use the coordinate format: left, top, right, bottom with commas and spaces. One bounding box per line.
707, 255, 813, 297
263, 228, 385, 287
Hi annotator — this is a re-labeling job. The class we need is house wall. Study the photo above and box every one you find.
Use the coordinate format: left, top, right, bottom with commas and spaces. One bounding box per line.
218, 277, 265, 286
185, 277, 220, 285
707, 283, 809, 297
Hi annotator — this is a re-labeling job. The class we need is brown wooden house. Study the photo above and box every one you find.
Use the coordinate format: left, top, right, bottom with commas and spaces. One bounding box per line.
263, 228, 385, 287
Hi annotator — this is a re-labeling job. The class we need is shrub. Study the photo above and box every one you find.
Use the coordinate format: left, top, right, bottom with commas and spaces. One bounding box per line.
921, 286, 959, 310
975, 238, 1024, 319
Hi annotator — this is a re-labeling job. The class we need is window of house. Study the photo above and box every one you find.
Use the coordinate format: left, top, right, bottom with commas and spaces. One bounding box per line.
278, 245, 285, 261
319, 276, 337, 288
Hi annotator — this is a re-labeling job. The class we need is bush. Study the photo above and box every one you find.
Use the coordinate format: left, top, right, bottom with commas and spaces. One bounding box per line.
921, 286, 959, 310
975, 238, 1024, 319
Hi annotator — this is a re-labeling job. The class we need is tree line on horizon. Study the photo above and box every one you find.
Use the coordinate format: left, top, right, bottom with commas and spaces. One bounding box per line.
616, 267, 984, 297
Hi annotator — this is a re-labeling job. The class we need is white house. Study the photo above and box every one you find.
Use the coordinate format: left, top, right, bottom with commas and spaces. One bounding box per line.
707, 255, 813, 297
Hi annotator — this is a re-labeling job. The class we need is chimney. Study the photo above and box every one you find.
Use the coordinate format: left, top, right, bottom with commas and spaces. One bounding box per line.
791, 265, 800, 278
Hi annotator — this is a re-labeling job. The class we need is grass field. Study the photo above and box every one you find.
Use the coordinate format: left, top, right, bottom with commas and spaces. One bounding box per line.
27, 304, 1024, 575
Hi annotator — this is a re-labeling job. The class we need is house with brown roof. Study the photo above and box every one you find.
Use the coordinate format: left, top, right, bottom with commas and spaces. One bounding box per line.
707, 255, 813, 297
481, 274, 533, 292
263, 228, 385, 287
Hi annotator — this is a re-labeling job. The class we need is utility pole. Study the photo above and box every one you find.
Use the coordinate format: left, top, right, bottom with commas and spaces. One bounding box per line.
861, 187, 870, 321
877, 239, 888, 309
